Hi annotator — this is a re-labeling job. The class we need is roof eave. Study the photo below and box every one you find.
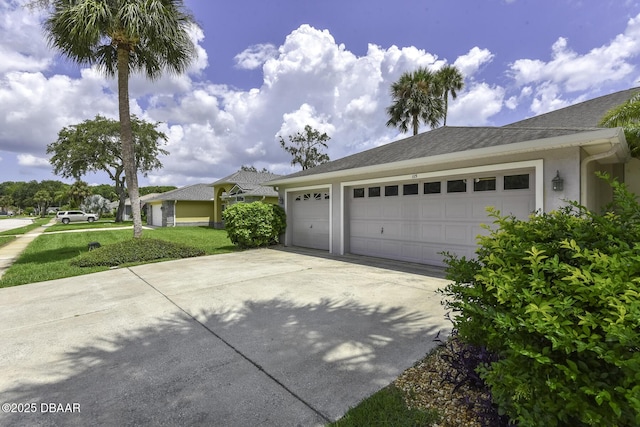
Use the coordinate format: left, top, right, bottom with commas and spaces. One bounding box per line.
267, 128, 627, 186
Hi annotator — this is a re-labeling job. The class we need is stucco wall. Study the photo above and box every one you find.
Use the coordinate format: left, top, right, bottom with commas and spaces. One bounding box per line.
626, 157, 640, 200
175, 201, 214, 226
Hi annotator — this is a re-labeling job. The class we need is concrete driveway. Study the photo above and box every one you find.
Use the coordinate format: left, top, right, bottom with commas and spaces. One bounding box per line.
0, 248, 451, 426
0, 218, 33, 233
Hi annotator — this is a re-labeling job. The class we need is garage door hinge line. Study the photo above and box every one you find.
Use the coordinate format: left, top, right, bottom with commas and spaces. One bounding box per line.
127, 268, 331, 424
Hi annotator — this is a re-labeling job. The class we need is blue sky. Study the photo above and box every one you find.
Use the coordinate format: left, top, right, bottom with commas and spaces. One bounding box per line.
1, 0, 640, 187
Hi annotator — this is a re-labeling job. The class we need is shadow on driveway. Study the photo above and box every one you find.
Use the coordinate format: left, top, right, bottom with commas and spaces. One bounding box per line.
1, 296, 444, 426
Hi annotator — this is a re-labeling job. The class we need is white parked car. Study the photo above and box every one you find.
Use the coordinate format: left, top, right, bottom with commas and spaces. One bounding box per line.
56, 210, 99, 224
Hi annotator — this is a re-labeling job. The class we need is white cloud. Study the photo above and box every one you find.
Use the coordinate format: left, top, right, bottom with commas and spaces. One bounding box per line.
453, 47, 494, 78
510, 13, 640, 93
448, 83, 505, 126
0, 1, 53, 74
17, 153, 49, 168
0, 19, 510, 184
235, 44, 278, 70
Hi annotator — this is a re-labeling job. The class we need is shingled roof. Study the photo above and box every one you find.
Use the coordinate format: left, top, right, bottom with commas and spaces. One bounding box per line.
147, 183, 214, 201
270, 88, 637, 182
213, 170, 282, 197
504, 88, 639, 129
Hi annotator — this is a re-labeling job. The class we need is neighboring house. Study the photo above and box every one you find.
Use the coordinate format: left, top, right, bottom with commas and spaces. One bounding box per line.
145, 184, 214, 227
211, 170, 282, 228
268, 88, 639, 266
109, 193, 160, 221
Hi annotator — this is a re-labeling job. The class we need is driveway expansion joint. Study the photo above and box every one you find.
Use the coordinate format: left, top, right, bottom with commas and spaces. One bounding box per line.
126, 267, 332, 424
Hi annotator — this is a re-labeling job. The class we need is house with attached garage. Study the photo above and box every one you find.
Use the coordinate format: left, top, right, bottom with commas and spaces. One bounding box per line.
267, 88, 640, 266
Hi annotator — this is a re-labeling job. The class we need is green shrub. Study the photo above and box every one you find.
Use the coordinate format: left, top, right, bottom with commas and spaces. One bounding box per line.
440, 178, 640, 427
70, 238, 205, 267
223, 202, 286, 248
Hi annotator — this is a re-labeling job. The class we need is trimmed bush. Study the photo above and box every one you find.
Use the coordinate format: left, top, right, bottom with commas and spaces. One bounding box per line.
71, 238, 205, 267
223, 202, 286, 248
440, 178, 640, 427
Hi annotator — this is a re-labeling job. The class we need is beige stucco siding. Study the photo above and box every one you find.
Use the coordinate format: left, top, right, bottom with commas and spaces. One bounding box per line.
625, 158, 640, 200
175, 201, 214, 225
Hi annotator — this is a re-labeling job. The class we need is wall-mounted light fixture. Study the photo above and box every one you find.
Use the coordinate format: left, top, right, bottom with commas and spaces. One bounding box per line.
552, 170, 564, 192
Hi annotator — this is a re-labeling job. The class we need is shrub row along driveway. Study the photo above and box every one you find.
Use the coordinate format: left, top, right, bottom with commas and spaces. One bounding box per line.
0, 248, 450, 426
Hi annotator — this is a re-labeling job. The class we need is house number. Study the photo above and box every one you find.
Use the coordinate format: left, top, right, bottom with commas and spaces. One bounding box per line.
411, 174, 418, 178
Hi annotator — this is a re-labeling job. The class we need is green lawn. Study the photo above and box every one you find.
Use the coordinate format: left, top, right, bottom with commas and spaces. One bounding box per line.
0, 227, 237, 288
0, 235, 16, 248
44, 220, 133, 232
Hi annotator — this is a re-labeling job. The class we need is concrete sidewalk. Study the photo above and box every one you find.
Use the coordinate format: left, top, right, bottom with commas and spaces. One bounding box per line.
0, 219, 53, 280
0, 249, 451, 426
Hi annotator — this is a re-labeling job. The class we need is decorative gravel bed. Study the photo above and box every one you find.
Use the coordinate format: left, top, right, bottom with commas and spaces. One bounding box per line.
394, 339, 507, 427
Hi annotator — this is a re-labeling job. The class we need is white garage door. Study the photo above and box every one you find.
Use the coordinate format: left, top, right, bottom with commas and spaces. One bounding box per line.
151, 203, 163, 227
290, 191, 330, 250
349, 171, 535, 266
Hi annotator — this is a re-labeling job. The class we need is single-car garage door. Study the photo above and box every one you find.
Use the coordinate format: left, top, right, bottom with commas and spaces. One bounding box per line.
290, 190, 330, 250
348, 171, 535, 265
151, 203, 163, 227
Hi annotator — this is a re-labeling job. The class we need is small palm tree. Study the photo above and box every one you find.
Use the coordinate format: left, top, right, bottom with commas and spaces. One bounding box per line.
599, 92, 640, 158
41, 0, 197, 238
386, 67, 444, 136
436, 65, 464, 126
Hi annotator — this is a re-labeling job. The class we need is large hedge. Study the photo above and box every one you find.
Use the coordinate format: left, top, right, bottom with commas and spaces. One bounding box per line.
223, 202, 286, 248
440, 178, 640, 426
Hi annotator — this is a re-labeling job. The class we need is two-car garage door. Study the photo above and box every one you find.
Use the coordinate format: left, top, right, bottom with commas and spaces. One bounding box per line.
348, 171, 535, 265
287, 170, 535, 266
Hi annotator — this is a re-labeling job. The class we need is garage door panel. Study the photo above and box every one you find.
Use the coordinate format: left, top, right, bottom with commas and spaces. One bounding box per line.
291, 191, 330, 251
444, 224, 469, 244
421, 201, 444, 219
501, 196, 534, 217
402, 201, 421, 219
382, 222, 400, 238
444, 200, 468, 218
422, 224, 443, 241
382, 204, 401, 218
400, 243, 421, 262
472, 198, 498, 217
348, 170, 534, 266
401, 223, 421, 240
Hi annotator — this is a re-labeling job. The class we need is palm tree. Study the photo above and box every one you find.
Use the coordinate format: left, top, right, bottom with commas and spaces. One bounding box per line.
436, 65, 464, 126
386, 67, 445, 136
41, 0, 196, 238
599, 92, 640, 158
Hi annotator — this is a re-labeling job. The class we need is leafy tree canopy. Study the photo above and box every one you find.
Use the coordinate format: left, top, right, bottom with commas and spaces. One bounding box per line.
599, 92, 640, 158
386, 65, 464, 135
279, 125, 331, 170
47, 115, 168, 221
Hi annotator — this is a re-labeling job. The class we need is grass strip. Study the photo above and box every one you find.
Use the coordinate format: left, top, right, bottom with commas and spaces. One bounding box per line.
44, 220, 134, 232
329, 385, 440, 427
0, 235, 16, 248
0, 227, 236, 288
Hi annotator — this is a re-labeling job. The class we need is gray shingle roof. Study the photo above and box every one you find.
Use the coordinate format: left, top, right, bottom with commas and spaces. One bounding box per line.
212, 170, 282, 186
213, 170, 281, 198
272, 88, 637, 181
276, 126, 597, 180
504, 87, 639, 128
147, 184, 214, 202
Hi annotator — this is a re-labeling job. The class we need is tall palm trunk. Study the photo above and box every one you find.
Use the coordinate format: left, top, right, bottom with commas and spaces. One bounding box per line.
117, 46, 143, 238
443, 94, 449, 126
